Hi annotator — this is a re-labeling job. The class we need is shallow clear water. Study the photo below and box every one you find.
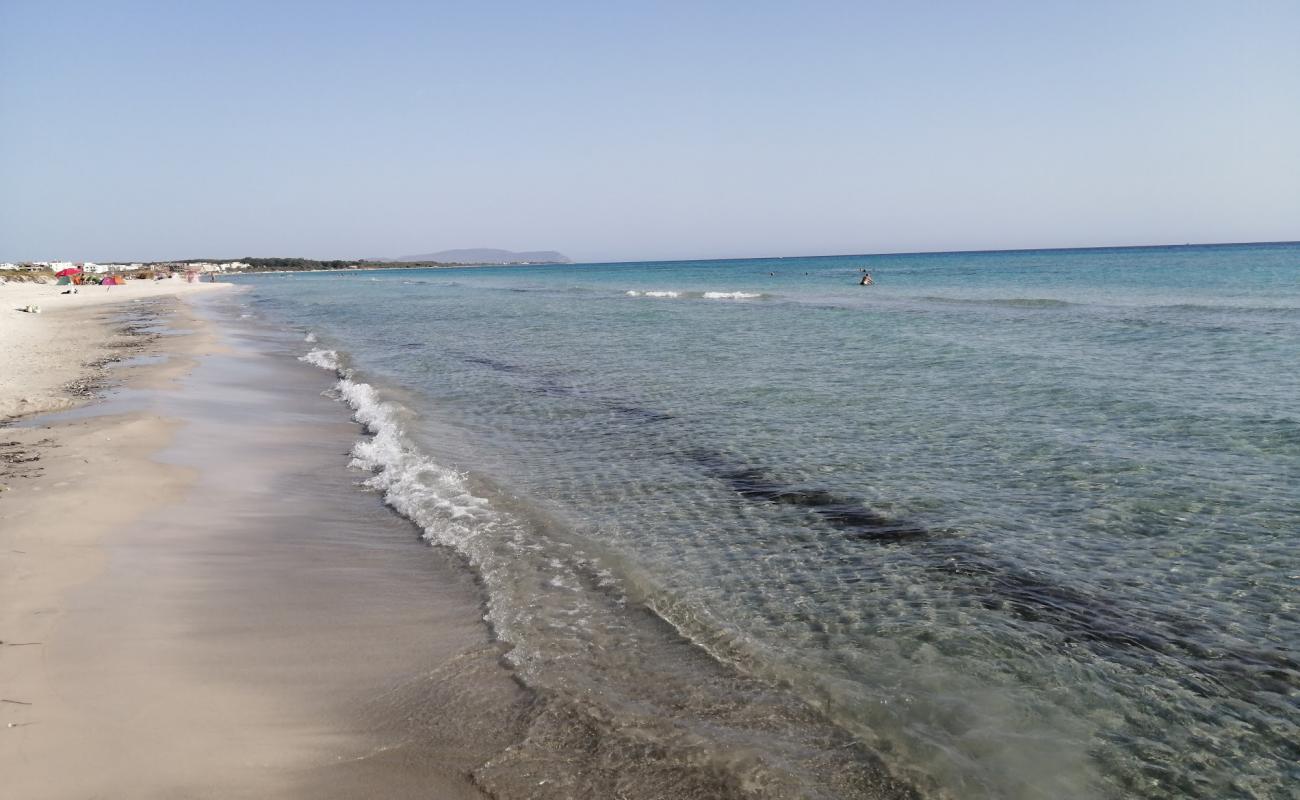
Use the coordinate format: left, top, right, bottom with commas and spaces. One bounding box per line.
233, 244, 1299, 799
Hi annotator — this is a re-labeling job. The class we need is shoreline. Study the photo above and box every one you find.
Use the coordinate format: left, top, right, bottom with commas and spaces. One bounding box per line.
0, 280, 232, 420
2, 278, 942, 799
0, 287, 526, 798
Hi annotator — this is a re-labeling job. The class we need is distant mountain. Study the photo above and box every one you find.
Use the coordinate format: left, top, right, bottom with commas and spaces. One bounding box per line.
392, 248, 571, 264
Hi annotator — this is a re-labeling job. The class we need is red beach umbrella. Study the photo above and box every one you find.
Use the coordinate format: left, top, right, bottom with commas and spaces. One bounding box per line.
55, 267, 82, 277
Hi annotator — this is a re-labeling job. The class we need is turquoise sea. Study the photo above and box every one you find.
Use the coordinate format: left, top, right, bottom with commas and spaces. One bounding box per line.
231, 243, 1298, 799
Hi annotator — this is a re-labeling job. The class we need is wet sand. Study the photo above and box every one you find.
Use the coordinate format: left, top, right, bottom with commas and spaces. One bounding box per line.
0, 293, 527, 798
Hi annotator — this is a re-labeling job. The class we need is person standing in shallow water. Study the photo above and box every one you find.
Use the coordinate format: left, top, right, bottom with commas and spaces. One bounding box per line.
859, 272, 873, 286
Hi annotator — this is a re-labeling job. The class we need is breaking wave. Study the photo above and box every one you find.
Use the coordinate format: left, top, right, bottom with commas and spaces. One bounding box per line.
703, 291, 763, 300
294, 347, 597, 681
298, 347, 339, 371
626, 290, 767, 300
297, 351, 515, 639
294, 345, 926, 800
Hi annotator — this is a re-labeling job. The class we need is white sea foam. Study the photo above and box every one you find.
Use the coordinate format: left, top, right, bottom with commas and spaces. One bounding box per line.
297, 342, 614, 682
336, 382, 493, 534
626, 290, 763, 300
298, 348, 340, 371
327, 373, 519, 622
299, 345, 497, 551
303, 356, 539, 665
703, 291, 763, 300
304, 331, 317, 343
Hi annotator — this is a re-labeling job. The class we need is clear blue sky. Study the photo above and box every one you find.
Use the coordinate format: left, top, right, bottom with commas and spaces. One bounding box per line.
2, 0, 1297, 263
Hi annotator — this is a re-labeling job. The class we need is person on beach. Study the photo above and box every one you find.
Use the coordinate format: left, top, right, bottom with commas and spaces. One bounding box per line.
859, 272, 873, 286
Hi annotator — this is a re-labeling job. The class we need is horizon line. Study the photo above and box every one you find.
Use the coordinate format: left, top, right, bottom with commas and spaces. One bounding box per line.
8, 238, 1297, 267
581, 238, 1300, 266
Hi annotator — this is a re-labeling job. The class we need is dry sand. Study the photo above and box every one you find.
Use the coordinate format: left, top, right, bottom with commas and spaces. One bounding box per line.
0, 288, 526, 798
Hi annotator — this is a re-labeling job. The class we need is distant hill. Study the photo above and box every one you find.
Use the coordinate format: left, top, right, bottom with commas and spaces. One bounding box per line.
392, 248, 571, 264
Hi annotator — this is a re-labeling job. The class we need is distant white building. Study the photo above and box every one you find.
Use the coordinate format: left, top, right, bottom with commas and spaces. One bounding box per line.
34, 261, 76, 272
189, 261, 249, 273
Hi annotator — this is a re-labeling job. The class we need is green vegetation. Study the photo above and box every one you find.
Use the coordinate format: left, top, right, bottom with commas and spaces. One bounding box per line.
150, 258, 463, 272
241, 257, 450, 271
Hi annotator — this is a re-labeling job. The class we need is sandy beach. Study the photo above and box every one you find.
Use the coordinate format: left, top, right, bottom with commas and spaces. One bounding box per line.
0, 284, 526, 798
0, 279, 230, 420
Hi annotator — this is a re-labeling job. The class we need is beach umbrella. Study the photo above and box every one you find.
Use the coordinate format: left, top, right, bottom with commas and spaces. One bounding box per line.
55, 267, 82, 277
100, 275, 125, 285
